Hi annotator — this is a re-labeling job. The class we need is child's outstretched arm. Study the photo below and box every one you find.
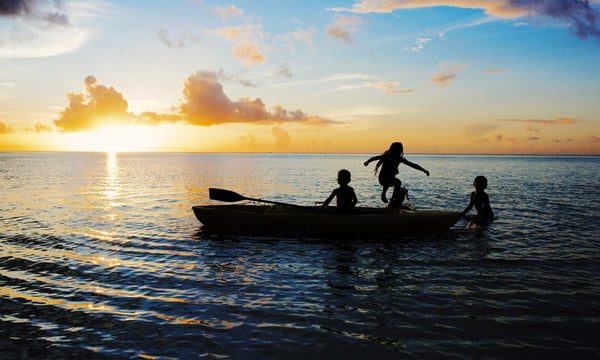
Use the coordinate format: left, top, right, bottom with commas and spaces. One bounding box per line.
364, 155, 382, 166
401, 158, 430, 176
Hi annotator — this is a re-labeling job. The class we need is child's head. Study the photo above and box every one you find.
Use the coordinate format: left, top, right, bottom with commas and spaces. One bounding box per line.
389, 142, 404, 156
337, 169, 351, 186
474, 175, 488, 191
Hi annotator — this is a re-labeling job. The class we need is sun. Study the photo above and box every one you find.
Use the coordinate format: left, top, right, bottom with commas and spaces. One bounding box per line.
63, 124, 163, 152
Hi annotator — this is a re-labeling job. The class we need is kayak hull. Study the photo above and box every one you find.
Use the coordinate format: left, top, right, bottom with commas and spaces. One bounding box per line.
192, 205, 462, 235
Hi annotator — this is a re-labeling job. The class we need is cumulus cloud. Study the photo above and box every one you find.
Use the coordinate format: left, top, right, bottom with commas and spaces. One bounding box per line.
178, 71, 335, 126
54, 72, 335, 132
330, 0, 600, 41
54, 75, 134, 132
0, 121, 14, 134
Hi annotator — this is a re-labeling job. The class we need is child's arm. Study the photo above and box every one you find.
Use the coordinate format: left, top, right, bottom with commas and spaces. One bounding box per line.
401, 158, 430, 176
322, 189, 337, 207
364, 155, 382, 166
462, 192, 475, 215
350, 188, 358, 207
482, 193, 494, 218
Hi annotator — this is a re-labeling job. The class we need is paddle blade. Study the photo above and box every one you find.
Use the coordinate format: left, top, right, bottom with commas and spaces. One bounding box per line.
209, 188, 247, 203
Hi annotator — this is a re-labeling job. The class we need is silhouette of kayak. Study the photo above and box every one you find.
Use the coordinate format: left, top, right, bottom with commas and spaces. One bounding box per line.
192, 204, 461, 235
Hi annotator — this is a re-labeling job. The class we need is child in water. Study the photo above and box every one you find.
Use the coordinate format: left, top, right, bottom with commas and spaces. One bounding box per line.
463, 175, 494, 228
322, 169, 358, 212
364, 142, 429, 207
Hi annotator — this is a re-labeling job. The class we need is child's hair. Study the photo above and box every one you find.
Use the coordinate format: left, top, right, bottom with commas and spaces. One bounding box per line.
338, 169, 351, 185
375, 142, 404, 175
474, 175, 488, 191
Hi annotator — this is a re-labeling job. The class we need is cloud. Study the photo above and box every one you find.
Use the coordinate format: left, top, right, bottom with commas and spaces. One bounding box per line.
330, 0, 600, 40
482, 68, 511, 73
232, 40, 265, 65
54, 72, 336, 132
326, 15, 365, 43
327, 26, 354, 43
405, 37, 431, 52
432, 60, 468, 84
178, 71, 335, 126
209, 25, 266, 65
293, 27, 317, 47
26, 122, 53, 132
54, 75, 134, 132
213, 5, 243, 19
0, 0, 69, 25
366, 81, 415, 94
432, 72, 456, 84
157, 29, 200, 49
495, 117, 582, 131
591, 135, 600, 143
274, 63, 293, 77
0, 121, 14, 134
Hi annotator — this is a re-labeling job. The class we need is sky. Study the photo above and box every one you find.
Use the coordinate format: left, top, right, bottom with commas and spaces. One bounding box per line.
1, 0, 599, 154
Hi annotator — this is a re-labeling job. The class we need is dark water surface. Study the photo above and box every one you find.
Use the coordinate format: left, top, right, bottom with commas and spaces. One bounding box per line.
1, 152, 599, 359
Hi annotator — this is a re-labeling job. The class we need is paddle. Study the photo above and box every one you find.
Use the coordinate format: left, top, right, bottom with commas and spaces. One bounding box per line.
209, 188, 304, 208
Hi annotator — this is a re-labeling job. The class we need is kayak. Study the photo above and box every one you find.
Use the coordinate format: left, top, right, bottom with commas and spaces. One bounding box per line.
192, 204, 462, 235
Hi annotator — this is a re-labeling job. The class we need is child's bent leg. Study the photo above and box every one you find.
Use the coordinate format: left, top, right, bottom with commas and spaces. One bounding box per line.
381, 185, 389, 203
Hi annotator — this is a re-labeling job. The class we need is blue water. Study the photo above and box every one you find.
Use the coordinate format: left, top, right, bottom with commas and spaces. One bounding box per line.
1, 152, 599, 359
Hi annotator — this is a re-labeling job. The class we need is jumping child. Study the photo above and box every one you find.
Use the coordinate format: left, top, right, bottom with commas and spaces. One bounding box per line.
364, 142, 429, 207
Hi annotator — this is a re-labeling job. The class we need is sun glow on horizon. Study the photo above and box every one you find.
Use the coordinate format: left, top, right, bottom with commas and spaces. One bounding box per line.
63, 125, 163, 152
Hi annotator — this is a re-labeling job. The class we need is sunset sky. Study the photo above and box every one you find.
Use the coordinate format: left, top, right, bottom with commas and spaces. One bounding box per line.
1, 0, 599, 154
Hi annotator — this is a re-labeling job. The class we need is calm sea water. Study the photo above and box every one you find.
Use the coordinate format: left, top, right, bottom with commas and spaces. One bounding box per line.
1, 152, 599, 359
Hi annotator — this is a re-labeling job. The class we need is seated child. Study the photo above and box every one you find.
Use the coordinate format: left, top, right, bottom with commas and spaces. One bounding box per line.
463, 175, 494, 228
322, 169, 358, 213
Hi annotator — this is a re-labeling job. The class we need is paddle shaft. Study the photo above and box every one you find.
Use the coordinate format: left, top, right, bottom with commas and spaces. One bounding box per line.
209, 188, 304, 208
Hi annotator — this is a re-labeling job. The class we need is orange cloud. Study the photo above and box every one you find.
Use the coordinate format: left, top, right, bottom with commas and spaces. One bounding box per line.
53, 72, 335, 132
495, 117, 582, 131
54, 76, 133, 132
432, 72, 456, 84
0, 122, 14, 134
178, 71, 335, 126
210, 25, 265, 65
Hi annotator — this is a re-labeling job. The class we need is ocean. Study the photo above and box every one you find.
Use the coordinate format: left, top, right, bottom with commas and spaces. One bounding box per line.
1, 152, 599, 359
